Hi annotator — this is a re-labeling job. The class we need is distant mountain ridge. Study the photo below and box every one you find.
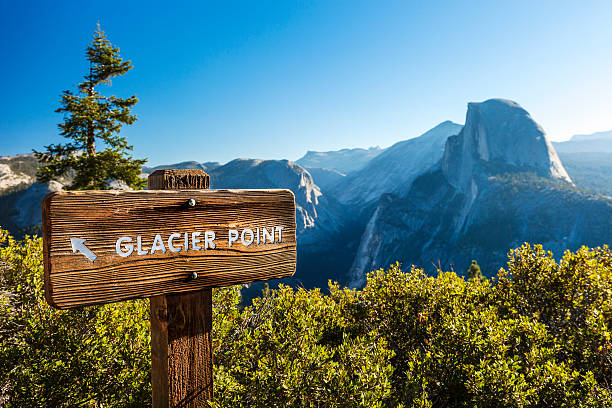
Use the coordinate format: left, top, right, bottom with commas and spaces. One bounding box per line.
303, 167, 345, 191
569, 129, 612, 142
552, 129, 612, 195
332, 120, 463, 205
142, 161, 221, 174
554, 129, 612, 153
296, 146, 383, 174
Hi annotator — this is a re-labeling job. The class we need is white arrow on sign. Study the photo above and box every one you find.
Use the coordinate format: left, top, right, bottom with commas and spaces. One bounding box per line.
70, 238, 97, 262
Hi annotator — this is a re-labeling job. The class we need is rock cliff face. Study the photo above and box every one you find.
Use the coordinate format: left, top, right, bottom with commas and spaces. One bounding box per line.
0, 155, 50, 236
0, 180, 63, 237
142, 159, 327, 232
348, 99, 610, 286
333, 121, 463, 205
0, 163, 33, 190
209, 159, 335, 235
0, 154, 38, 190
442, 99, 571, 192
304, 167, 345, 192
12, 182, 63, 227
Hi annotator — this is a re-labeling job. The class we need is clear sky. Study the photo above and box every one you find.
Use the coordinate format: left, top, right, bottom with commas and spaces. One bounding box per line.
1, 1, 611, 166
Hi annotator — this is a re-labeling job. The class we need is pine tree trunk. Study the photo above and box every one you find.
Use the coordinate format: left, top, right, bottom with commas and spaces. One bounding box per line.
87, 129, 95, 156
87, 70, 96, 157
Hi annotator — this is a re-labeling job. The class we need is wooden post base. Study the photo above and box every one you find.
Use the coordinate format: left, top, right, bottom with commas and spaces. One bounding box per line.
151, 290, 213, 407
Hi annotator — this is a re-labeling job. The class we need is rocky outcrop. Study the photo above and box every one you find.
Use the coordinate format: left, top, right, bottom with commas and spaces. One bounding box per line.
0, 154, 38, 191
0, 163, 33, 190
348, 99, 607, 286
442, 99, 571, 192
12, 181, 63, 228
209, 159, 332, 234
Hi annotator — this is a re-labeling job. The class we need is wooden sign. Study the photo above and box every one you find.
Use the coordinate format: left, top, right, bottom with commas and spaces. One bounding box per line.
43, 188, 297, 309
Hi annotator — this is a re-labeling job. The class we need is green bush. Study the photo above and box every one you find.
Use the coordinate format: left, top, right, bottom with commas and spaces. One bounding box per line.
0, 229, 150, 407
1, 229, 611, 407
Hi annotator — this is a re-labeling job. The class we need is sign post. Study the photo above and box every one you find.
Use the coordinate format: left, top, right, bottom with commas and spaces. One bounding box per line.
148, 169, 212, 407
42, 169, 297, 407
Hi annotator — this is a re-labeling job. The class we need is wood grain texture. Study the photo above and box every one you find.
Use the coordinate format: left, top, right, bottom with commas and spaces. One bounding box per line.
148, 169, 210, 190
42, 187, 296, 309
151, 294, 170, 406
151, 289, 213, 408
150, 169, 213, 408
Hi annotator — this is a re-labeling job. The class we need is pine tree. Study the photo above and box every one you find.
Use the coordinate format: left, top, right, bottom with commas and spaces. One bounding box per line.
34, 24, 146, 190
467, 260, 483, 280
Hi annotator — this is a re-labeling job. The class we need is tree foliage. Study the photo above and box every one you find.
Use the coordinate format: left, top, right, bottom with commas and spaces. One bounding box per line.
33, 24, 146, 190
1, 229, 611, 407
467, 259, 483, 280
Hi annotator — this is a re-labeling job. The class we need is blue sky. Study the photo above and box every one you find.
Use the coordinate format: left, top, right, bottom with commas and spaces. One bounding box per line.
1, 1, 611, 166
